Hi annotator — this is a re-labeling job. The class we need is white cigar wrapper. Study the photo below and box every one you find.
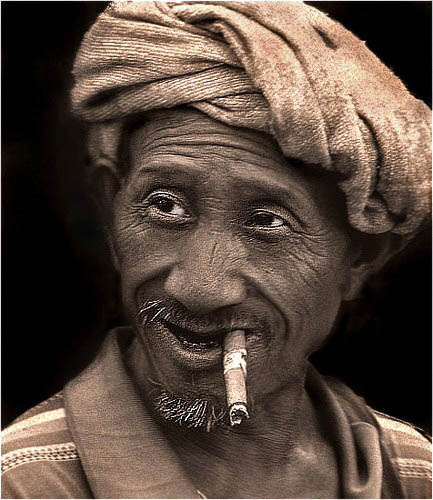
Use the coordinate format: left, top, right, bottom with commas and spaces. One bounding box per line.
223, 330, 249, 426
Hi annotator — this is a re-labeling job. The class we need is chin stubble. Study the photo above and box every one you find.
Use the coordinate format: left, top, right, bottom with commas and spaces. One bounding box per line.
153, 390, 228, 431
138, 299, 250, 430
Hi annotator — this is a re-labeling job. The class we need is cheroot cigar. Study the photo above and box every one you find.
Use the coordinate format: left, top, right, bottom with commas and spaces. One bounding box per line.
223, 329, 249, 426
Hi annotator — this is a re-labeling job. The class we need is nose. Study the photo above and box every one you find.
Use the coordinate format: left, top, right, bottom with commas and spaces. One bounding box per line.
164, 230, 247, 315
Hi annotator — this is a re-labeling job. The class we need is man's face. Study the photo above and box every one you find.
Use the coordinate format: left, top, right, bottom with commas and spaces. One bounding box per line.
112, 108, 354, 421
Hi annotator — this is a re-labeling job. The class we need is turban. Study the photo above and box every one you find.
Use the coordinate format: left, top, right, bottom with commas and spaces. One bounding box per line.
72, 1, 431, 237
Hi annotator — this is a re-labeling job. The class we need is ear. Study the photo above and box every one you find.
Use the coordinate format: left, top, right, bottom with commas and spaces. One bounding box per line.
91, 166, 122, 272
343, 233, 408, 301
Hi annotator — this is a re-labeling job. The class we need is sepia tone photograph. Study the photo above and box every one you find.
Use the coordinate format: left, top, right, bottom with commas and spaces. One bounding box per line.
2, 1, 432, 498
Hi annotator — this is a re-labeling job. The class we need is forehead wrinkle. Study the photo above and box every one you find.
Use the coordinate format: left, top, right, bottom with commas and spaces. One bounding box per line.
130, 110, 284, 163
129, 109, 310, 196
132, 153, 312, 204
138, 141, 286, 169
134, 147, 310, 201
131, 134, 295, 185
135, 132, 283, 164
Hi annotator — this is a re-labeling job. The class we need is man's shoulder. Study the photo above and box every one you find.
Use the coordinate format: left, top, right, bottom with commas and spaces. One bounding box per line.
372, 408, 432, 458
372, 409, 432, 498
1, 392, 91, 499
2, 392, 75, 465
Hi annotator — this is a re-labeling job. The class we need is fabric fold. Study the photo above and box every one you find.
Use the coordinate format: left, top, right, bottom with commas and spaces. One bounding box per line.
64, 328, 403, 498
64, 328, 201, 499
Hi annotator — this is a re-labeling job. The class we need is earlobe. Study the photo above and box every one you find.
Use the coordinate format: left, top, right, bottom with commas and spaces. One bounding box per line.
107, 232, 121, 272
344, 260, 372, 301
343, 233, 408, 301
92, 166, 122, 272
95, 166, 121, 211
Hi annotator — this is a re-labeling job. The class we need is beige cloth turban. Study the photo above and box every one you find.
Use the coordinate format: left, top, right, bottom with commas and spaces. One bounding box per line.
72, 1, 431, 237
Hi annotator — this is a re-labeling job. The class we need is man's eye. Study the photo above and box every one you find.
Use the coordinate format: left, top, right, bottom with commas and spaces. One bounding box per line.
245, 210, 286, 228
146, 192, 189, 218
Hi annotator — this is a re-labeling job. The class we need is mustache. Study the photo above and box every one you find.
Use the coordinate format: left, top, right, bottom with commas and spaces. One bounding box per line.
137, 299, 172, 326
136, 298, 267, 333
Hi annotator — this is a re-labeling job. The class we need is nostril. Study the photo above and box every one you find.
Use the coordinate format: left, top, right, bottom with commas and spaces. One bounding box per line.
164, 269, 247, 315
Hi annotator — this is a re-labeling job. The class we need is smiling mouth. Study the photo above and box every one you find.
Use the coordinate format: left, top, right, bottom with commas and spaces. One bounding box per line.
163, 320, 243, 351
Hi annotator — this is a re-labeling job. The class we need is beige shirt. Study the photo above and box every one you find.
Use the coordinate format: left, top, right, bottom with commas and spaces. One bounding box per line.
2, 328, 431, 498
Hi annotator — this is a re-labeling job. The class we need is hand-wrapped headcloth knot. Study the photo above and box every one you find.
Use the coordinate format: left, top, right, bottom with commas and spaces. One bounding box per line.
72, 1, 431, 236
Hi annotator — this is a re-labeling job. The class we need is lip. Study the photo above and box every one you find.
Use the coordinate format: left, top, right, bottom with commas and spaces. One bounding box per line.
142, 319, 261, 371
163, 320, 245, 346
145, 320, 224, 370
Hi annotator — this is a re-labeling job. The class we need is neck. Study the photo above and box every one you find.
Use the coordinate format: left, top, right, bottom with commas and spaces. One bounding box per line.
161, 380, 326, 498
163, 379, 309, 459
126, 335, 330, 497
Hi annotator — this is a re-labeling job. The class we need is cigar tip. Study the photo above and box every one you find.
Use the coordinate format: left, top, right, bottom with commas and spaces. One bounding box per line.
229, 403, 249, 426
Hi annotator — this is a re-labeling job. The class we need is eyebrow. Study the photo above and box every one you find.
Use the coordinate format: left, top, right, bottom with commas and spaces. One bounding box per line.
130, 157, 313, 218
133, 158, 308, 198
134, 164, 196, 181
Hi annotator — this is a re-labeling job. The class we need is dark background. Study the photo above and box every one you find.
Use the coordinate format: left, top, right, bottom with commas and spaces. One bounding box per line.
2, 2, 432, 432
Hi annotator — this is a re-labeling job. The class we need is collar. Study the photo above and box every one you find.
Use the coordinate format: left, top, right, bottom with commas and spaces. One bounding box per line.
306, 368, 383, 498
65, 327, 383, 498
64, 328, 200, 498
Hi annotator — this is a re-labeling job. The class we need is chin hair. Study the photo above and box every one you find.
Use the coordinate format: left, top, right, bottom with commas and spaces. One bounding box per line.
153, 390, 228, 431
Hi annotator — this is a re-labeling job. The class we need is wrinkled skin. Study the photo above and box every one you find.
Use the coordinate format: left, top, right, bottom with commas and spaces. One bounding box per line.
108, 108, 365, 497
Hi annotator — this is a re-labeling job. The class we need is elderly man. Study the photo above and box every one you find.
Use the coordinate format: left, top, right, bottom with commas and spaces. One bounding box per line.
2, 2, 431, 498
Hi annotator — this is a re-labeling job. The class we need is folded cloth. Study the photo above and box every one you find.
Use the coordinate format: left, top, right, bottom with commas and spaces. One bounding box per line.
72, 1, 431, 237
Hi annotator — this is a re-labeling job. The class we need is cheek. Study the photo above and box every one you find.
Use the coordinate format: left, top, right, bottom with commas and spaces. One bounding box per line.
247, 233, 351, 349
112, 206, 178, 319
